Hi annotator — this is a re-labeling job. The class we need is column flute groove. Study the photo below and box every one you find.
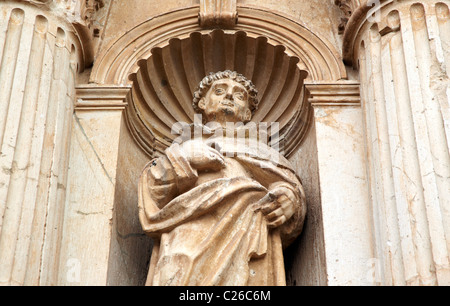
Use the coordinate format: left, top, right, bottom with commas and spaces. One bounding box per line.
368, 24, 405, 285
410, 3, 450, 256
0, 9, 24, 154
341, 0, 450, 286
0, 0, 96, 285
436, 3, 450, 77
0, 14, 49, 285
388, 10, 436, 286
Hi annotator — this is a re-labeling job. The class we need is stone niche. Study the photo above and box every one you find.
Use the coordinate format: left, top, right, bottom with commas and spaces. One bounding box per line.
60, 2, 370, 286
87, 4, 353, 286
128, 30, 311, 286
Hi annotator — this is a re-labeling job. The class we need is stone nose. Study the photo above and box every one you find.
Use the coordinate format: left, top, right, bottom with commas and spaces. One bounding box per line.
225, 89, 234, 100
225, 86, 235, 98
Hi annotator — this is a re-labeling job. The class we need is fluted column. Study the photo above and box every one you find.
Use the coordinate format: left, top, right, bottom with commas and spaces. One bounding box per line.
342, 0, 450, 286
0, 0, 93, 285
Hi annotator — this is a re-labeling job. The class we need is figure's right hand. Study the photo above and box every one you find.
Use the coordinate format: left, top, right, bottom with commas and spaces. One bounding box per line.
181, 140, 226, 172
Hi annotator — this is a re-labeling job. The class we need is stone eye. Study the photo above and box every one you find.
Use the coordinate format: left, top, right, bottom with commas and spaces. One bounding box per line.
215, 88, 225, 95
234, 92, 244, 100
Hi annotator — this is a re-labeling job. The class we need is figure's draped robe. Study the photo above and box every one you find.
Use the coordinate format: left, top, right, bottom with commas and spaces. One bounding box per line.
139, 137, 306, 286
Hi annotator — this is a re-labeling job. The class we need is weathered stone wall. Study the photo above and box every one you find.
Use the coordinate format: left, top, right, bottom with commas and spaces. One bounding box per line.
1, 0, 449, 286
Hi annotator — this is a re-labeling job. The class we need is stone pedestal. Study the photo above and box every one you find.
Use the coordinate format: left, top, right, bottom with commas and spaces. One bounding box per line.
343, 0, 450, 285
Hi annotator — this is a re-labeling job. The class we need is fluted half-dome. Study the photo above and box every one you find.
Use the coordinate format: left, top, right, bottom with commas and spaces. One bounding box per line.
126, 29, 311, 157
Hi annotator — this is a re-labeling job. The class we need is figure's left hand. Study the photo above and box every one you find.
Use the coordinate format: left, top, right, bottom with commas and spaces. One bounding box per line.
254, 186, 297, 228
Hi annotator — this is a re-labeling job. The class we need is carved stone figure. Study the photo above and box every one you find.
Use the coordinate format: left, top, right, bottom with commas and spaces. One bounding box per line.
138, 70, 306, 286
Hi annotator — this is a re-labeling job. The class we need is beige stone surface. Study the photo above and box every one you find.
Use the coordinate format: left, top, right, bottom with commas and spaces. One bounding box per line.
0, 1, 80, 285
139, 72, 306, 285
99, 0, 343, 61
1, 0, 449, 286
240, 0, 344, 54
350, 0, 450, 285
99, 0, 198, 54
285, 123, 327, 286
313, 104, 375, 285
58, 109, 123, 285
107, 116, 153, 286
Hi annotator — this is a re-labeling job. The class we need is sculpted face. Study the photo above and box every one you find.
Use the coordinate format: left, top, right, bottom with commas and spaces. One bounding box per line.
198, 78, 252, 124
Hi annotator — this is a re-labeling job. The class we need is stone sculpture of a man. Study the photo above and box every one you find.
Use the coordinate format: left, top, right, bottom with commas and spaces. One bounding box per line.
139, 70, 306, 286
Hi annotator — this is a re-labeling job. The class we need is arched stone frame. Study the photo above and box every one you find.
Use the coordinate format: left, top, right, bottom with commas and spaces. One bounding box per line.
91, 6, 347, 84
89, 5, 348, 158
72, 5, 365, 286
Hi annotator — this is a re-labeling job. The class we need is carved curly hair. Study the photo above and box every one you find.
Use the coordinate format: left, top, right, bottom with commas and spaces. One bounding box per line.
192, 70, 259, 116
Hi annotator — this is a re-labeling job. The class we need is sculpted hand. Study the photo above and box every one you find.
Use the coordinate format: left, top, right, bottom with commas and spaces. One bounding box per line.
182, 140, 226, 172
254, 186, 297, 228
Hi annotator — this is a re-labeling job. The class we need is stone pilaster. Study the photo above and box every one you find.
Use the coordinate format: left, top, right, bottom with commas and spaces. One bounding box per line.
57, 85, 129, 286
0, 0, 95, 285
304, 82, 378, 285
342, 0, 450, 286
